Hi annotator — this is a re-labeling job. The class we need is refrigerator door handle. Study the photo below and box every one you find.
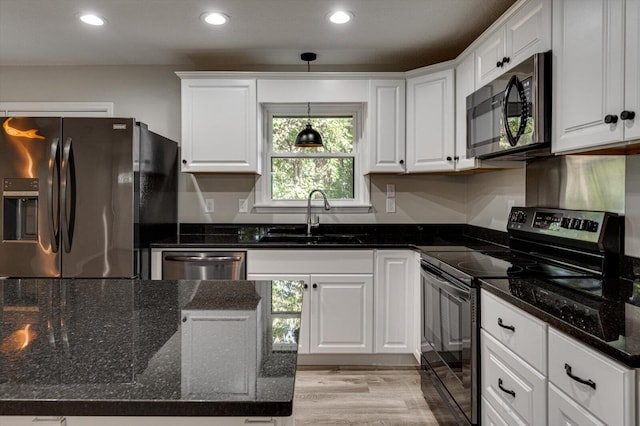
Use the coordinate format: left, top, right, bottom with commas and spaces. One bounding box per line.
48, 137, 60, 253
61, 137, 77, 253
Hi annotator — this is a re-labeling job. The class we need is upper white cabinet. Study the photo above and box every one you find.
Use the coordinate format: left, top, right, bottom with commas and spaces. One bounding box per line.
454, 53, 477, 171
475, 0, 551, 88
367, 79, 406, 173
553, 0, 640, 153
406, 66, 456, 172
178, 76, 258, 173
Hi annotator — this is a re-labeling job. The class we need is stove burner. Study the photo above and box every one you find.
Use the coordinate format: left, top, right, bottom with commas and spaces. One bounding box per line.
484, 252, 537, 265
456, 261, 523, 275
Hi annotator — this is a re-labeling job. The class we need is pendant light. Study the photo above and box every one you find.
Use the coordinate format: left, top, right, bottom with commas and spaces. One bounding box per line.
294, 52, 324, 148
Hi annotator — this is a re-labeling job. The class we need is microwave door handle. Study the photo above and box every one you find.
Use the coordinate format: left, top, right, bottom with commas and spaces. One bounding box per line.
502, 75, 529, 147
48, 137, 60, 253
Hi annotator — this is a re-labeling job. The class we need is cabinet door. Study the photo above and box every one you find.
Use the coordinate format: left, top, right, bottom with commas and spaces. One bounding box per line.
481, 397, 510, 426
475, 28, 506, 88
309, 274, 373, 353
406, 69, 455, 172
552, 0, 625, 153
247, 274, 310, 354
180, 78, 257, 172
548, 383, 606, 426
625, 0, 640, 141
504, 0, 551, 70
454, 53, 477, 171
367, 80, 406, 173
374, 251, 417, 353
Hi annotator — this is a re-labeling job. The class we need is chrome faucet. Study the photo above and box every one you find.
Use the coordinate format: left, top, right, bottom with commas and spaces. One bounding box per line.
306, 189, 331, 236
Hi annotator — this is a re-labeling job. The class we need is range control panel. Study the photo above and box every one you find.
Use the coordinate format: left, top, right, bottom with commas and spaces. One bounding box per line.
507, 207, 612, 243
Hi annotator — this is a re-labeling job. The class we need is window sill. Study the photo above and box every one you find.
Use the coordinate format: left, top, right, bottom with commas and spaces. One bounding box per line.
253, 204, 372, 214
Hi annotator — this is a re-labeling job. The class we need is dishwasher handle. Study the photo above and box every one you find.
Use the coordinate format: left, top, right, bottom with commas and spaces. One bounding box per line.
164, 255, 243, 262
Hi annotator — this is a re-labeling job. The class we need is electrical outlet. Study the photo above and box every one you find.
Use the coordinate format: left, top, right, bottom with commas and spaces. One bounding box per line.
386, 183, 396, 198
205, 198, 215, 213
239, 198, 249, 213
386, 197, 396, 213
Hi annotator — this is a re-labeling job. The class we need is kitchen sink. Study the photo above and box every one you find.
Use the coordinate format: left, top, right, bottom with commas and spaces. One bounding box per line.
259, 233, 362, 244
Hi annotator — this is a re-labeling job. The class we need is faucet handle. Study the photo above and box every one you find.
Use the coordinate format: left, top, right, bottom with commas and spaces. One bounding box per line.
311, 215, 320, 228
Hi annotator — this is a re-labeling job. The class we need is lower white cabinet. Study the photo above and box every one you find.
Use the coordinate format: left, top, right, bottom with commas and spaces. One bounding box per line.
481, 330, 547, 426
548, 328, 635, 426
374, 250, 419, 355
247, 250, 375, 354
0, 416, 294, 426
481, 396, 510, 426
548, 383, 606, 426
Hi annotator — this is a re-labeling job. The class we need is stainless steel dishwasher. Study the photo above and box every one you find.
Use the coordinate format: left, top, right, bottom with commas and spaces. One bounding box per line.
161, 251, 246, 280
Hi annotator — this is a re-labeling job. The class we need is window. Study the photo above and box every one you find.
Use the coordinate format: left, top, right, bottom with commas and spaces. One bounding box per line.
256, 103, 369, 211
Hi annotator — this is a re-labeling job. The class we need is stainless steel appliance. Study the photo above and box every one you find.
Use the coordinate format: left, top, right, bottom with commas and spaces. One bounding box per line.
0, 117, 178, 278
466, 51, 551, 160
419, 207, 621, 425
162, 251, 246, 280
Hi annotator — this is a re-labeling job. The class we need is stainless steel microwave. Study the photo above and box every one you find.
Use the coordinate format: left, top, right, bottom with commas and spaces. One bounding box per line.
466, 51, 551, 160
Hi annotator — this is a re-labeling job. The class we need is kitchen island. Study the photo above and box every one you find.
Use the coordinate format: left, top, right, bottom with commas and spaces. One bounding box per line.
0, 279, 298, 425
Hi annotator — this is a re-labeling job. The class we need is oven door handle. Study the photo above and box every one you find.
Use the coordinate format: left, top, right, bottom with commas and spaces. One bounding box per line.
421, 263, 471, 302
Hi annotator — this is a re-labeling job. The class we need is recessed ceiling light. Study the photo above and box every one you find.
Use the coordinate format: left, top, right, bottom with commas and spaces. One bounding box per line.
328, 10, 353, 24
79, 14, 106, 26
202, 12, 229, 26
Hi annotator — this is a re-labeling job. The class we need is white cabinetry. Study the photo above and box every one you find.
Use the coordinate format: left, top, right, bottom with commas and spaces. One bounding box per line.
178, 76, 258, 173
475, 0, 551, 87
374, 250, 418, 355
548, 328, 635, 426
552, 0, 640, 153
247, 250, 374, 354
406, 66, 456, 172
454, 52, 477, 171
367, 79, 406, 173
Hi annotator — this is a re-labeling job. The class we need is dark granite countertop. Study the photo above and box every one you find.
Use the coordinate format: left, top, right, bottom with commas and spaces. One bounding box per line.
0, 279, 299, 417
481, 277, 640, 368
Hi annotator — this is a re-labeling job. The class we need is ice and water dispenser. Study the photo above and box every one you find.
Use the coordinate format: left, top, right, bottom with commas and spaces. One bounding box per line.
3, 178, 39, 241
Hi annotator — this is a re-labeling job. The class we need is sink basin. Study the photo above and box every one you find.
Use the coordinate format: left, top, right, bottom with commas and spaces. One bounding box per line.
259, 233, 362, 244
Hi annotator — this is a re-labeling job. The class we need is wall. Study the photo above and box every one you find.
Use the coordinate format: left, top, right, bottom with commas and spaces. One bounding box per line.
0, 65, 185, 142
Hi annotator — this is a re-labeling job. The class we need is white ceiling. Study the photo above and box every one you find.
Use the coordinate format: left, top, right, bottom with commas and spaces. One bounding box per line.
0, 0, 517, 71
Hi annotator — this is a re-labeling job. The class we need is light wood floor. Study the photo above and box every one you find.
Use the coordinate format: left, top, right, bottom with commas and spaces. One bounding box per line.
294, 366, 460, 425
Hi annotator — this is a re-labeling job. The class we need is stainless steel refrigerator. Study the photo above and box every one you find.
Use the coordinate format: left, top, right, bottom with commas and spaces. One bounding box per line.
0, 117, 178, 278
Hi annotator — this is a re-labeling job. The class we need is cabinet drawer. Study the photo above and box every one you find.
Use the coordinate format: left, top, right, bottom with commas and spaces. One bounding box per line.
247, 250, 373, 274
548, 328, 635, 426
481, 290, 547, 373
481, 330, 547, 426
548, 383, 605, 426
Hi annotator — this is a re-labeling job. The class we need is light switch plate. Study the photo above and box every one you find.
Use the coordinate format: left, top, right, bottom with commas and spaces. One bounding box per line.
205, 198, 215, 213
386, 198, 396, 213
386, 183, 396, 198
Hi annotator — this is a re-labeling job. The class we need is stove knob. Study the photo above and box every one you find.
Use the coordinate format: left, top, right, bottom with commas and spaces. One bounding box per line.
579, 220, 590, 231
588, 220, 599, 232
561, 217, 571, 229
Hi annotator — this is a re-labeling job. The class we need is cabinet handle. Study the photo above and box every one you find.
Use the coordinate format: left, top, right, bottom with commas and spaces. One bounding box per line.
446, 156, 453, 161
498, 378, 516, 398
399, 159, 404, 165
312, 283, 318, 289
303, 284, 308, 289
604, 114, 619, 124
497, 317, 515, 332
564, 363, 596, 390
502, 56, 510, 65
454, 156, 460, 161
621, 110, 636, 120
496, 61, 503, 68
182, 159, 187, 164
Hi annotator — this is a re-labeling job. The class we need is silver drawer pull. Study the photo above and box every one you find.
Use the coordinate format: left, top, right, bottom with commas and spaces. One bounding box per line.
497, 317, 515, 332
498, 378, 516, 398
564, 363, 596, 390
164, 255, 242, 262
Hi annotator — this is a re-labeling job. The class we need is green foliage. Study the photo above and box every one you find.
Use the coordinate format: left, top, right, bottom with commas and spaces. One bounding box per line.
271, 117, 355, 200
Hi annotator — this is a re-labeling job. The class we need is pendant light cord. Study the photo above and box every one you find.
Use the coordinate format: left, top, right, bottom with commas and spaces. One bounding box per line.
307, 59, 311, 124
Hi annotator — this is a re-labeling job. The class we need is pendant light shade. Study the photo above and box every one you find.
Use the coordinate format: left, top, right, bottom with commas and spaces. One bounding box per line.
294, 122, 324, 147
294, 52, 323, 148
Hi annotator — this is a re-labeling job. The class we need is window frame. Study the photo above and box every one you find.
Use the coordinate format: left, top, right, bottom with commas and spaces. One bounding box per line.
255, 102, 370, 212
